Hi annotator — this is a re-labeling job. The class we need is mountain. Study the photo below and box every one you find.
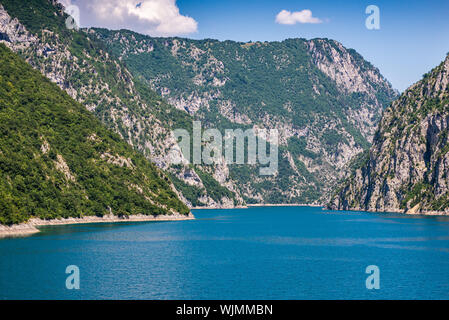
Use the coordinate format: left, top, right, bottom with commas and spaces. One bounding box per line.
0, 43, 190, 226
92, 29, 398, 203
328, 53, 449, 214
0, 0, 397, 206
0, 0, 238, 208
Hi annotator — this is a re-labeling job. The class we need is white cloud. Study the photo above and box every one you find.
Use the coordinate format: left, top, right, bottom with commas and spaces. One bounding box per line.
58, 0, 198, 36
275, 9, 322, 25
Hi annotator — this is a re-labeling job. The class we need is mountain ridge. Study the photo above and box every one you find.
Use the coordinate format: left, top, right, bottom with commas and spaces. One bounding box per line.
93, 27, 397, 203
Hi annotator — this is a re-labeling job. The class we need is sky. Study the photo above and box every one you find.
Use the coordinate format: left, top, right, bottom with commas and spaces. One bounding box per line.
60, 0, 449, 92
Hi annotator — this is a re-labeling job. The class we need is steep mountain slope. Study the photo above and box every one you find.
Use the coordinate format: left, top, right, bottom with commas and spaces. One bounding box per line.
0, 0, 238, 208
328, 54, 449, 214
93, 29, 398, 203
0, 43, 190, 225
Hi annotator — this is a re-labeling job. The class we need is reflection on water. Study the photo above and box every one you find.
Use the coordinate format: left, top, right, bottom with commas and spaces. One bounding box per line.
1, 206, 449, 299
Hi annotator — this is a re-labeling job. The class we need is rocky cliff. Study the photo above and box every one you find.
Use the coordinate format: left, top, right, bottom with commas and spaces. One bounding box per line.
328, 54, 449, 215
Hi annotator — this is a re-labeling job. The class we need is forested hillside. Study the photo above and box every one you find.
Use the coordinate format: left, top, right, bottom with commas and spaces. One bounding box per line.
0, 43, 189, 225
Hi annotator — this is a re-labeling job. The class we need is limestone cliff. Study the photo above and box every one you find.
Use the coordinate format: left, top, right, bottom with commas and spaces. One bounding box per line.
329, 54, 449, 215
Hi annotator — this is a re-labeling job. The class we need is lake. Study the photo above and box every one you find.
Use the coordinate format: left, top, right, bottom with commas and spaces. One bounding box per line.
1, 206, 449, 299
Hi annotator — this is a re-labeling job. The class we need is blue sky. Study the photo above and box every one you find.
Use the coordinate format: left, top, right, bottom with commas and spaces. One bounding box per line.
66, 0, 449, 92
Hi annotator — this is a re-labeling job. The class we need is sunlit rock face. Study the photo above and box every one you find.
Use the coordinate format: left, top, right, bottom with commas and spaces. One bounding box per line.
329, 54, 449, 215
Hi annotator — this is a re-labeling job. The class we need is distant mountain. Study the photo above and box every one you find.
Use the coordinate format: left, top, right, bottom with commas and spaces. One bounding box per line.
328, 53, 449, 214
93, 29, 398, 203
0, 43, 189, 225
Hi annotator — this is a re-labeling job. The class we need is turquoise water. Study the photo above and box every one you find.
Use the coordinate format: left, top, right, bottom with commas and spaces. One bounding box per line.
1, 206, 449, 299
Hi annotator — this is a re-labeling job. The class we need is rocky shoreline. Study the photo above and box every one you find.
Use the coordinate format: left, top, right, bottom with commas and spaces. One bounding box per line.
191, 205, 248, 210
247, 204, 323, 207
191, 203, 323, 209
326, 206, 449, 216
0, 213, 195, 238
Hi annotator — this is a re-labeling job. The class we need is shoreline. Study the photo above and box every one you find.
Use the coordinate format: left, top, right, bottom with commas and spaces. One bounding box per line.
247, 203, 322, 207
0, 212, 195, 238
192, 203, 323, 210
326, 206, 449, 216
191, 205, 248, 210
193, 203, 449, 216
4, 204, 446, 238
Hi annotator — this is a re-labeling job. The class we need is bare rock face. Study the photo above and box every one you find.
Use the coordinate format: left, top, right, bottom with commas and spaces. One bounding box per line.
329, 54, 449, 215
308, 40, 383, 95
307, 39, 397, 142
0, 6, 38, 48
